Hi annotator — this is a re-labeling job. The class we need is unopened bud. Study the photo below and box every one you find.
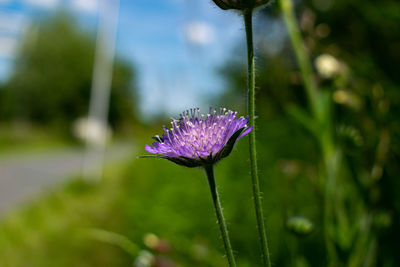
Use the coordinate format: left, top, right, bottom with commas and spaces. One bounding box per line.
315, 54, 342, 78
211, 0, 271, 11
286, 216, 314, 236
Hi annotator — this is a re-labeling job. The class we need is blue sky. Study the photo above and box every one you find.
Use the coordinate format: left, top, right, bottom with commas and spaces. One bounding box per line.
0, 0, 246, 118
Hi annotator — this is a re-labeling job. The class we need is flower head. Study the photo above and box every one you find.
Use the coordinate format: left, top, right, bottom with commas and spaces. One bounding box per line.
144, 107, 252, 167
314, 54, 343, 79
211, 0, 271, 11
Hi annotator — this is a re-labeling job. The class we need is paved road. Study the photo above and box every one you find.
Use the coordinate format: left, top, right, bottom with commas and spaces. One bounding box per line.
0, 144, 134, 217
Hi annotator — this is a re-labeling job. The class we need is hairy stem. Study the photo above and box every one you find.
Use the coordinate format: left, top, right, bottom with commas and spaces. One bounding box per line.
243, 9, 272, 267
204, 165, 236, 267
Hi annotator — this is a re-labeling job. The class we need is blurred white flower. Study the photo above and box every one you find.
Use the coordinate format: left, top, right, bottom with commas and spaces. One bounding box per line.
134, 250, 154, 267
184, 21, 215, 46
315, 54, 342, 78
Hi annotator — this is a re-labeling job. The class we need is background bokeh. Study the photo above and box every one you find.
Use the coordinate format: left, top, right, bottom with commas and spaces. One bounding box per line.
0, 0, 399, 266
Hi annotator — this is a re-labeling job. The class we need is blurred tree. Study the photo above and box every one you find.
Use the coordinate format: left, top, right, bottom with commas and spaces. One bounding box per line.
0, 13, 137, 135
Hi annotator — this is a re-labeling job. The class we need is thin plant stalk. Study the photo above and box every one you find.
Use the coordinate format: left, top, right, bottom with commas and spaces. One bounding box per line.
279, 0, 319, 119
279, 0, 339, 264
204, 165, 236, 267
243, 9, 272, 267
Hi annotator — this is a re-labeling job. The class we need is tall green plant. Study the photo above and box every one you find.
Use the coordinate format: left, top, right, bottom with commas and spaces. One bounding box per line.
211, 1, 273, 265
279, 0, 350, 265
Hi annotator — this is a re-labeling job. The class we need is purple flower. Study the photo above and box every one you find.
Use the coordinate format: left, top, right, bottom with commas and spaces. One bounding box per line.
144, 107, 253, 167
211, 0, 271, 11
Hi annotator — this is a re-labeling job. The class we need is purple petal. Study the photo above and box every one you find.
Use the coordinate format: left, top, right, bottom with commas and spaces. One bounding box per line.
238, 126, 253, 139
145, 144, 158, 153
144, 107, 253, 164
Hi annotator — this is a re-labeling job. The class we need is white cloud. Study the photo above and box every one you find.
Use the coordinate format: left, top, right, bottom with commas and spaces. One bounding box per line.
23, 0, 59, 9
0, 36, 18, 58
184, 21, 215, 46
0, 12, 29, 34
70, 0, 98, 14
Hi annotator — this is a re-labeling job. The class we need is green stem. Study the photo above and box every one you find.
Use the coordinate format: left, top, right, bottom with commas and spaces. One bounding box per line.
204, 165, 236, 267
279, 0, 319, 119
279, 0, 338, 264
323, 149, 340, 267
243, 9, 272, 267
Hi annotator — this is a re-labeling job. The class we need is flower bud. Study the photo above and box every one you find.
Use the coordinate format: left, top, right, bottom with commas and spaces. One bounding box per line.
211, 0, 271, 11
314, 54, 342, 79
286, 216, 314, 236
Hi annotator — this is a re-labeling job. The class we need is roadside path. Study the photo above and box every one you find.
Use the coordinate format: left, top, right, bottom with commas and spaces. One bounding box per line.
0, 143, 134, 217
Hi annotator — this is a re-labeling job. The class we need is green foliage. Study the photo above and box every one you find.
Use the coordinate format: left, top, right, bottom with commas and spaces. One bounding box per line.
0, 124, 71, 155
218, 0, 400, 265
0, 170, 132, 267
0, 13, 137, 134
0, 128, 323, 266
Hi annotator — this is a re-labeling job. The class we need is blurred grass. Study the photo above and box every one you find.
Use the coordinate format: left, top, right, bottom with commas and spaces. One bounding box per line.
0, 163, 130, 267
1, 115, 392, 265
0, 119, 326, 266
0, 124, 75, 157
